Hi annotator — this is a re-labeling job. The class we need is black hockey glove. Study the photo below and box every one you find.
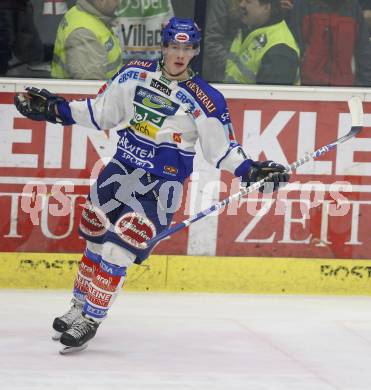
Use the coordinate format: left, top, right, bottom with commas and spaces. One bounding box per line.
240, 160, 290, 193
14, 87, 67, 123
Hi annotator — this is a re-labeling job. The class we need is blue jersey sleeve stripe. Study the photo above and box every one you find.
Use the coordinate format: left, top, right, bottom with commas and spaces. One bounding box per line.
87, 98, 101, 130
56, 101, 75, 125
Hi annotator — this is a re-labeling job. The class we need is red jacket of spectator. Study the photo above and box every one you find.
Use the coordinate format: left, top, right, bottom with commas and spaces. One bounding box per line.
292, 0, 371, 86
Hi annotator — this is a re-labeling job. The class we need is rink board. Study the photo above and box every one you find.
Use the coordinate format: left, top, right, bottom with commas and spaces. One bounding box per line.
1, 80, 371, 260
1, 80, 371, 296
0, 252, 371, 295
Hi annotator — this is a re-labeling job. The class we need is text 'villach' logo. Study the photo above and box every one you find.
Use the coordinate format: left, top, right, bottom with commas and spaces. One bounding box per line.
134, 86, 179, 116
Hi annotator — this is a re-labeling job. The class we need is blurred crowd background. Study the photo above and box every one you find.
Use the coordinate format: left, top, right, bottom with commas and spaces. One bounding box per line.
1, 0, 371, 87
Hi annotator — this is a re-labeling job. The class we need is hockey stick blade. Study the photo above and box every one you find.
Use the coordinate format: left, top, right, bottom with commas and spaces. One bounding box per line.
348, 96, 364, 127
145, 96, 364, 248
288, 96, 363, 172
332, 96, 363, 145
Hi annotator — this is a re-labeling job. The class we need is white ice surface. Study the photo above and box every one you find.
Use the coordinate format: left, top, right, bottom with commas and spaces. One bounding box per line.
1, 290, 371, 390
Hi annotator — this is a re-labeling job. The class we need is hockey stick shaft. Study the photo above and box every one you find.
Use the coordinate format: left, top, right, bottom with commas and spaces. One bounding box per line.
145, 97, 364, 248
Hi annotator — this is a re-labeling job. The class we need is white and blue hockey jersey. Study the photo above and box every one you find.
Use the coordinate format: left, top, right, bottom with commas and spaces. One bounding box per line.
62, 59, 248, 182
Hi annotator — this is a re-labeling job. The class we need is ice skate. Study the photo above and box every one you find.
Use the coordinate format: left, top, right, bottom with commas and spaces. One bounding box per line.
52, 298, 84, 340
59, 315, 99, 354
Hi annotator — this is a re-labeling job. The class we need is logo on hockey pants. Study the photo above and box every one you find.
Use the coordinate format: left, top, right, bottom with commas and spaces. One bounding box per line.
79, 201, 109, 237
115, 212, 156, 249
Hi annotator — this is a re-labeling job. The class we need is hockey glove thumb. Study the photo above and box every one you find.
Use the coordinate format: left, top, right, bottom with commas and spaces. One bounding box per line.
235, 160, 290, 193
14, 87, 67, 123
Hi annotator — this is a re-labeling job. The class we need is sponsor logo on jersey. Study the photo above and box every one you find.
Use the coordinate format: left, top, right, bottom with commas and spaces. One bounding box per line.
160, 75, 171, 85
176, 90, 196, 112
118, 132, 155, 169
175, 32, 190, 43
163, 165, 178, 176
134, 86, 179, 115
115, 212, 156, 249
173, 133, 182, 143
150, 79, 172, 96
132, 104, 166, 126
192, 108, 201, 119
130, 121, 158, 139
220, 110, 230, 123
119, 70, 141, 83
127, 60, 153, 68
185, 80, 217, 114
143, 97, 161, 109
130, 104, 166, 139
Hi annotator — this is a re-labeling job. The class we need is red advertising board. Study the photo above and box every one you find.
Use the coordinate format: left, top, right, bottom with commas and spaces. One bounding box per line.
221, 99, 371, 259
0, 92, 370, 258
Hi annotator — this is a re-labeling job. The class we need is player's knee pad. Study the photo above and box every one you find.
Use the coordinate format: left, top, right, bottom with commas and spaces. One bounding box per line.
101, 241, 136, 268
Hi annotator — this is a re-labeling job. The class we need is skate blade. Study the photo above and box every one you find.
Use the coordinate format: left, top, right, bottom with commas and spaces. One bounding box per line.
59, 344, 88, 355
52, 331, 62, 341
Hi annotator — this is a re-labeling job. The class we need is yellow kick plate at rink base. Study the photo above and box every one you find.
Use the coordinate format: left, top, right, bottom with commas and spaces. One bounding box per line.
0, 252, 371, 295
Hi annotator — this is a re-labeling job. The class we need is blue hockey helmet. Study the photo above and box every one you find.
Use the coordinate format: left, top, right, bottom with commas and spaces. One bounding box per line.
161, 17, 201, 48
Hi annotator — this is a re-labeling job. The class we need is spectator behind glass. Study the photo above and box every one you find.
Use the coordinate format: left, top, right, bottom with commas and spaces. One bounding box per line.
225, 0, 300, 85
292, 0, 371, 86
359, 0, 371, 40
29, 1, 76, 74
115, 0, 174, 61
279, 0, 295, 27
32, 1, 76, 48
202, 0, 241, 83
51, 0, 123, 80
0, 0, 44, 76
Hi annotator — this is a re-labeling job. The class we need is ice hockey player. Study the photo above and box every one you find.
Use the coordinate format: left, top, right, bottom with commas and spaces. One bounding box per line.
14, 17, 290, 354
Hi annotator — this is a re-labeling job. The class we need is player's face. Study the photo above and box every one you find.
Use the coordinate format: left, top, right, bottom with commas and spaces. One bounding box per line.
162, 43, 197, 80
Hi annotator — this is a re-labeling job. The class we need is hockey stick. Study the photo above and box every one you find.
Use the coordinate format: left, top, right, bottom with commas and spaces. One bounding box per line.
145, 96, 364, 248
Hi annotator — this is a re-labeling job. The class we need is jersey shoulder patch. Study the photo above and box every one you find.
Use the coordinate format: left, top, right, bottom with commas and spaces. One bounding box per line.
120, 59, 158, 72
111, 60, 158, 85
180, 75, 227, 117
